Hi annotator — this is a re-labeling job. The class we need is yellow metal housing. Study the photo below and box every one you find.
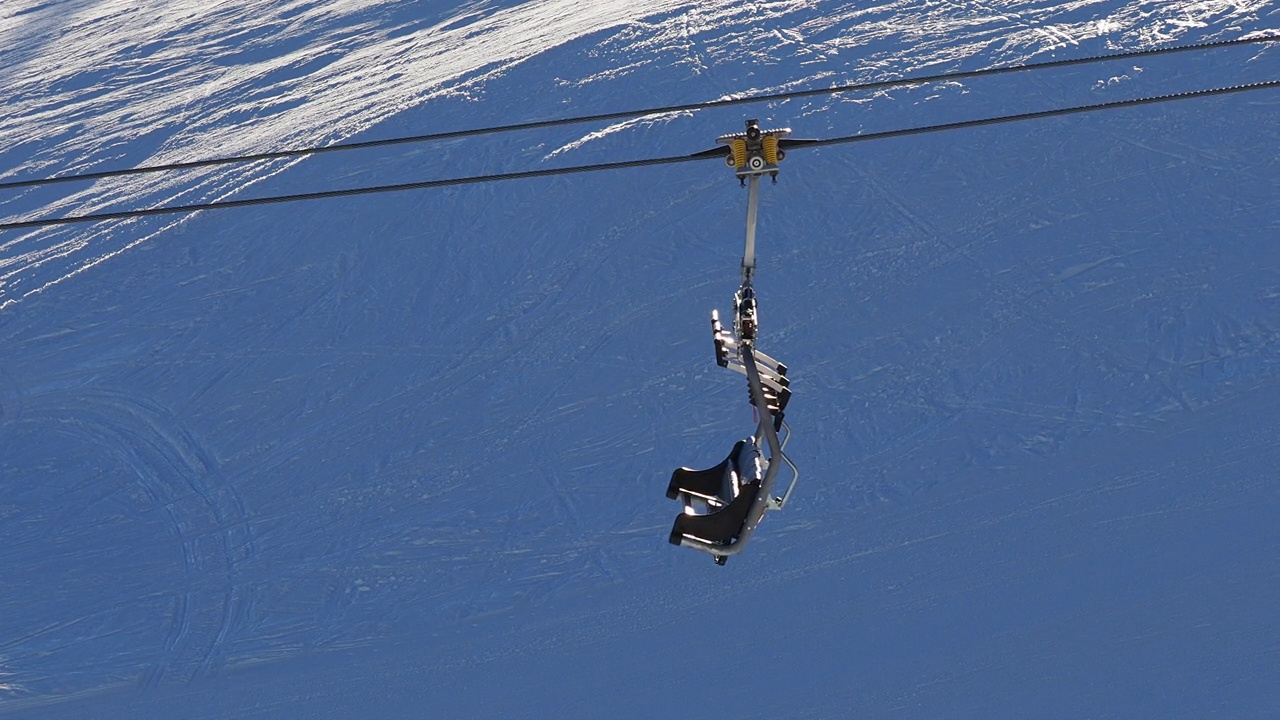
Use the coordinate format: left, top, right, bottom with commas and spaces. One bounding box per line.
730, 139, 747, 169
762, 135, 779, 165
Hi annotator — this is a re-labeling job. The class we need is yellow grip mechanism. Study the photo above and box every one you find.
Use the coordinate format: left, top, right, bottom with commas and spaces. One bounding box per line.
763, 135, 779, 165
729, 139, 747, 169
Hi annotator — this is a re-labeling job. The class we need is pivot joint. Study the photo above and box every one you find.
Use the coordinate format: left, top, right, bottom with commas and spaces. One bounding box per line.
717, 119, 792, 182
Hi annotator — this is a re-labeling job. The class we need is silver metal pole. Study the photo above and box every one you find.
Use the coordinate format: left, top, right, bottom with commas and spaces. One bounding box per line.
741, 174, 760, 280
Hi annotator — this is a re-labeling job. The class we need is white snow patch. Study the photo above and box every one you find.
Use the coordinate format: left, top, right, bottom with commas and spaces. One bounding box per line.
543, 111, 691, 160
1, 0, 695, 310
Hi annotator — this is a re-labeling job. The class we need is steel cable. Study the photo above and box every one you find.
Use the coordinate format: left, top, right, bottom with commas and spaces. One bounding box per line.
2, 78, 1275, 232
1, 33, 1275, 193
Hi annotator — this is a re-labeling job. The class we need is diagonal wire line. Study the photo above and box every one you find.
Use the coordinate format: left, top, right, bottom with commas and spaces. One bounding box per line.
0, 156, 699, 231
800, 79, 1280, 149
1, 33, 1276, 193
1, 79, 1276, 232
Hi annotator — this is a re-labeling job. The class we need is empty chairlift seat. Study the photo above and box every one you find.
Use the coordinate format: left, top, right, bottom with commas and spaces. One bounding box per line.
667, 439, 763, 549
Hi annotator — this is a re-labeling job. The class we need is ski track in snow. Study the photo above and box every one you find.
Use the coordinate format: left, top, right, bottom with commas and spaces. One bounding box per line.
1, 0, 1278, 713
0, 387, 254, 698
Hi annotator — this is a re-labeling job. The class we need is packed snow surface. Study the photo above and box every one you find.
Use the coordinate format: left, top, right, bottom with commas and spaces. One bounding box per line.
1, 0, 1277, 717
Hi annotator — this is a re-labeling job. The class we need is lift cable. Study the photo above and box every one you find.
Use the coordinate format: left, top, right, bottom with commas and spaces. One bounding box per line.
1, 79, 1276, 232
801, 78, 1280, 151
1, 33, 1275, 194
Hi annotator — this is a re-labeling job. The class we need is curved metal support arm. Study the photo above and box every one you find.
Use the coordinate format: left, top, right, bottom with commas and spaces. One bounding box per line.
766, 421, 800, 510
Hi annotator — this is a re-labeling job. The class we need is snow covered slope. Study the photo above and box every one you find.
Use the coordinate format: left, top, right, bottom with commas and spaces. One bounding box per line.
2, 0, 1277, 717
